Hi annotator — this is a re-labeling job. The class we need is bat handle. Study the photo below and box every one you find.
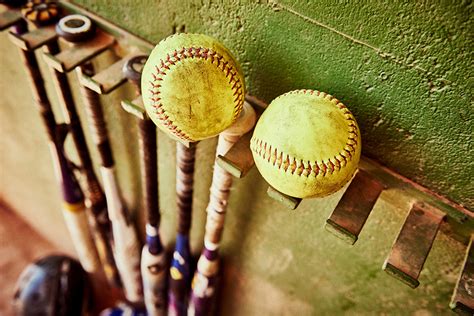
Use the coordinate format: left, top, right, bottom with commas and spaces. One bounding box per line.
189, 103, 256, 315
168, 142, 196, 315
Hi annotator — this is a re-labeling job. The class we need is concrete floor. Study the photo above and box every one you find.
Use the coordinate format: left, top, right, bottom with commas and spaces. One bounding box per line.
0, 201, 60, 315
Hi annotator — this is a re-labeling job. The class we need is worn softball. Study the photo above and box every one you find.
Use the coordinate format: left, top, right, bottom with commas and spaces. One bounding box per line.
141, 33, 245, 142
251, 90, 361, 199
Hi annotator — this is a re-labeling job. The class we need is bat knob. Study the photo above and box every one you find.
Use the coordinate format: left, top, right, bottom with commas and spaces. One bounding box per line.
56, 14, 96, 43
122, 55, 148, 87
21, 0, 60, 26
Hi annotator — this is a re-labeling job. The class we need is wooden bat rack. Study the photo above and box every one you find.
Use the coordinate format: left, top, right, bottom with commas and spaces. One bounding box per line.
1, 1, 472, 313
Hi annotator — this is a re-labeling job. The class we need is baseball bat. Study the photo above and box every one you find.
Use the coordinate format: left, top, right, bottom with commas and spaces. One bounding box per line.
54, 13, 143, 302
77, 62, 144, 303
43, 38, 120, 287
9, 18, 100, 272
123, 55, 168, 315
169, 142, 197, 316
139, 117, 167, 315
189, 102, 256, 315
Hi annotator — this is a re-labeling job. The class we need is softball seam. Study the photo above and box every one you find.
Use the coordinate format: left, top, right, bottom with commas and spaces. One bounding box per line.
251, 89, 359, 178
148, 46, 245, 141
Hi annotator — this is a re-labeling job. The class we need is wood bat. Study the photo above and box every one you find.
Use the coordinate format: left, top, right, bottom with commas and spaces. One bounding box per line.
44, 38, 120, 288
77, 62, 144, 303
122, 55, 167, 315
55, 14, 144, 303
189, 102, 256, 315
169, 142, 197, 316
9, 18, 100, 273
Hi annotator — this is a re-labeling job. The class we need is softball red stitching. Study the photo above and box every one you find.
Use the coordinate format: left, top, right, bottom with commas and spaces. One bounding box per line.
251, 90, 359, 177
148, 46, 245, 141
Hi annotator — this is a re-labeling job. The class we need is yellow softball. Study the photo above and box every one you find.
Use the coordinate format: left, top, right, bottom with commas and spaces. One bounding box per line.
250, 90, 361, 199
141, 33, 245, 142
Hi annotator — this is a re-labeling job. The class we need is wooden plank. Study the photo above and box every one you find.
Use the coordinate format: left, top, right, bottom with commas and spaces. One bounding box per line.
383, 203, 445, 288
325, 170, 384, 244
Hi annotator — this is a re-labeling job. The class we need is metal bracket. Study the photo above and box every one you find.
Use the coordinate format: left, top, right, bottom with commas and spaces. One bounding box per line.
8, 25, 57, 51
325, 170, 385, 244
80, 52, 143, 94
383, 203, 445, 288
121, 96, 146, 120
450, 236, 474, 314
0, 9, 22, 31
217, 131, 255, 178
267, 186, 302, 210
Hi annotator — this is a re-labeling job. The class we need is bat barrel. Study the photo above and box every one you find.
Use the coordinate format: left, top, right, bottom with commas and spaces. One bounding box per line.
50, 142, 101, 272
72, 53, 143, 302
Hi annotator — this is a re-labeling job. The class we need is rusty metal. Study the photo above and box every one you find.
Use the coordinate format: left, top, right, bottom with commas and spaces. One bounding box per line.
325, 170, 385, 244
8, 25, 56, 50
216, 131, 255, 178
0, 9, 22, 31
43, 29, 115, 72
80, 53, 142, 94
450, 236, 474, 314
267, 186, 302, 210
383, 203, 445, 288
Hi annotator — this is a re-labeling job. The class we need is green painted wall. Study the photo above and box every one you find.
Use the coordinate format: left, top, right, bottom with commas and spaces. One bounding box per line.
0, 1, 472, 315
75, 0, 474, 210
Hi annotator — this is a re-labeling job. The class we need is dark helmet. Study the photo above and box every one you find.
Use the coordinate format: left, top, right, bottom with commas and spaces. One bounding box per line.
100, 302, 148, 316
13, 255, 90, 316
